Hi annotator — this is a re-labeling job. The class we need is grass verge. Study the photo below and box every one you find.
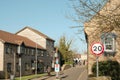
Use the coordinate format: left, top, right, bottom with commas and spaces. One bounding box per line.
15, 73, 47, 80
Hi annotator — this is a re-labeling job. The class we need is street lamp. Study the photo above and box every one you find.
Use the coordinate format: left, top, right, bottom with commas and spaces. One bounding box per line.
35, 39, 38, 75
18, 45, 22, 80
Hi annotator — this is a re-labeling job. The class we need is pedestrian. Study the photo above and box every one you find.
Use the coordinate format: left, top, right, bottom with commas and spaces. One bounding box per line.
32, 67, 35, 74
47, 66, 51, 76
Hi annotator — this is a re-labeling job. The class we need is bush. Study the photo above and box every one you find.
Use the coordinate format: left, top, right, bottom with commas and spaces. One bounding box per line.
92, 61, 120, 80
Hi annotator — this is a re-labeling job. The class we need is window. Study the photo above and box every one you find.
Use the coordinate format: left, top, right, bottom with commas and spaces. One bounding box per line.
41, 51, 44, 56
11, 47, 15, 54
104, 37, 113, 50
5, 44, 16, 54
21, 46, 25, 54
25, 48, 27, 55
26, 48, 29, 55
29, 49, 32, 55
47, 41, 50, 46
37, 50, 39, 56
51, 42, 54, 48
6, 46, 10, 54
31, 60, 35, 70
101, 33, 116, 53
31, 49, 35, 56
7, 63, 12, 72
25, 63, 30, 71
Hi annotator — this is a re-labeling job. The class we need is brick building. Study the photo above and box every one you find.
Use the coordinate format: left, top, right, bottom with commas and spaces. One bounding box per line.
84, 0, 120, 75
0, 27, 55, 78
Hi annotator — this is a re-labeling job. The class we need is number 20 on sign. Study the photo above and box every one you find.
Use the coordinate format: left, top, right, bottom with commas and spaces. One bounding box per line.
91, 42, 104, 56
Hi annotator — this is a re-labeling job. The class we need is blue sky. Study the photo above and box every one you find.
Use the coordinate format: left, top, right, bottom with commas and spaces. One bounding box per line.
0, 0, 87, 53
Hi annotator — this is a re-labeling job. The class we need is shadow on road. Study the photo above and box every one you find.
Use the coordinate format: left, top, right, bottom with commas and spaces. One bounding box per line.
61, 75, 68, 78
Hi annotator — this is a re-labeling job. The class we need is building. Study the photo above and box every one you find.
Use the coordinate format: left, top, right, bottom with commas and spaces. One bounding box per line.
16, 27, 55, 66
0, 27, 55, 78
84, 0, 120, 75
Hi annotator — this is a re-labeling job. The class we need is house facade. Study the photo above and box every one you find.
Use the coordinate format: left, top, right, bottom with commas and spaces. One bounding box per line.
84, 0, 120, 75
16, 27, 55, 66
0, 27, 55, 78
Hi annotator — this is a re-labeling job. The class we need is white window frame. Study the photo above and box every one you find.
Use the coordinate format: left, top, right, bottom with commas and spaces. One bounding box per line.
104, 37, 114, 52
101, 33, 116, 53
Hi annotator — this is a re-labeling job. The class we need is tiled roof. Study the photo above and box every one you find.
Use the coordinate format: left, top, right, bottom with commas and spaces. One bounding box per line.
0, 30, 45, 50
16, 27, 55, 41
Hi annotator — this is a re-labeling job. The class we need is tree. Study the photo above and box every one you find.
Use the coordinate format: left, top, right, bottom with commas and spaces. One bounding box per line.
69, 0, 120, 37
57, 35, 74, 63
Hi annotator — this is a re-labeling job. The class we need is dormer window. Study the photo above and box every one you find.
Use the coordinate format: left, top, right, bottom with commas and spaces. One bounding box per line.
101, 33, 116, 55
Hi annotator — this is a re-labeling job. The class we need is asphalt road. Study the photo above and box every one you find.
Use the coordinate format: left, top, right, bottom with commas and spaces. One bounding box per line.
61, 66, 87, 80
32, 66, 88, 80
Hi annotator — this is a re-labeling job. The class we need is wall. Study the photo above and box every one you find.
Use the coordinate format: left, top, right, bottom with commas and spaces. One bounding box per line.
17, 28, 46, 49
0, 41, 4, 71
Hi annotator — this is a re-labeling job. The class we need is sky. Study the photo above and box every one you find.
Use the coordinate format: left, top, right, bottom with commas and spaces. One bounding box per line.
0, 0, 87, 53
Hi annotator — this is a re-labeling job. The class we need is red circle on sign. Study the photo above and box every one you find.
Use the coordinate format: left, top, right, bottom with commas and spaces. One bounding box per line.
90, 42, 104, 56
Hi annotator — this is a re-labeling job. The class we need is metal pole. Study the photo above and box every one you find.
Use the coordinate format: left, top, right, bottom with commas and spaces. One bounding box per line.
55, 48, 59, 79
19, 58, 21, 80
35, 41, 37, 75
56, 72, 59, 78
14, 52, 16, 76
18, 45, 21, 80
96, 56, 99, 77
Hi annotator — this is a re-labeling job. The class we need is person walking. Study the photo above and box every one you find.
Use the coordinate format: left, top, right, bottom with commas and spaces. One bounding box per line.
47, 66, 51, 76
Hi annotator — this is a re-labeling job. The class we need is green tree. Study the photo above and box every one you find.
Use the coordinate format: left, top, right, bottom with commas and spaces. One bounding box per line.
57, 35, 74, 63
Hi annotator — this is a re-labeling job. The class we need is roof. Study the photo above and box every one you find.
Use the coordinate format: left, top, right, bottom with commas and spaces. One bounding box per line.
0, 30, 45, 50
16, 27, 55, 41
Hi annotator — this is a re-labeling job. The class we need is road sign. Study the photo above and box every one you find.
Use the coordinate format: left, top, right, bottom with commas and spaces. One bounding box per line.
55, 64, 60, 72
91, 42, 104, 56
91, 42, 104, 77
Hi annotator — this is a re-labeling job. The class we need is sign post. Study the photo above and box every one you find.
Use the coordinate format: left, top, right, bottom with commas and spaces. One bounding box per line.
96, 56, 99, 77
54, 48, 60, 79
91, 42, 104, 77
55, 64, 60, 78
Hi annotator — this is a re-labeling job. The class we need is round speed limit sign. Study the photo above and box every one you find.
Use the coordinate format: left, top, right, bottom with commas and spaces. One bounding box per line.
91, 42, 104, 56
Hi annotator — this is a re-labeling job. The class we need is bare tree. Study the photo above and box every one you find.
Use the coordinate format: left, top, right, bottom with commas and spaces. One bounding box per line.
69, 0, 120, 34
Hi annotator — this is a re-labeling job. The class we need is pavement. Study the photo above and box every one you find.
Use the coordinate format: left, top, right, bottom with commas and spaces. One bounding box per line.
31, 65, 88, 80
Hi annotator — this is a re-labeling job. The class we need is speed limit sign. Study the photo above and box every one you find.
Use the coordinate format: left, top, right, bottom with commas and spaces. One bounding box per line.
91, 42, 104, 56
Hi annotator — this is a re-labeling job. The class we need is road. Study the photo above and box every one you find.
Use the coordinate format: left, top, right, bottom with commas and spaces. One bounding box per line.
61, 66, 87, 80
32, 66, 88, 80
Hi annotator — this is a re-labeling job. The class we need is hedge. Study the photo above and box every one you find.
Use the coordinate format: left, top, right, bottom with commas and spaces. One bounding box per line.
92, 61, 120, 80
